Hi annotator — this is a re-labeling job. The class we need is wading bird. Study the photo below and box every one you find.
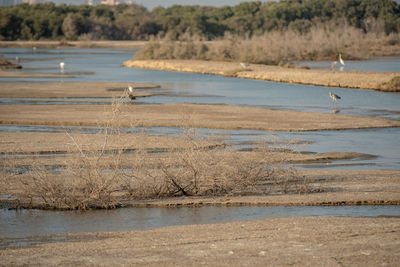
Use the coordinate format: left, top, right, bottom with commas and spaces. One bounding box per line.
329, 91, 341, 107
59, 62, 65, 72
339, 53, 345, 66
128, 85, 136, 100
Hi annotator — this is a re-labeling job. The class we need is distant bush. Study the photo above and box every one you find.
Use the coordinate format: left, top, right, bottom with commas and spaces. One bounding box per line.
135, 21, 400, 63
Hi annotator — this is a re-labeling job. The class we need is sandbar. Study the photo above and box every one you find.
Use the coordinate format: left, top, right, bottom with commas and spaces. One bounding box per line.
0, 103, 399, 131
0, 82, 159, 98
123, 59, 400, 92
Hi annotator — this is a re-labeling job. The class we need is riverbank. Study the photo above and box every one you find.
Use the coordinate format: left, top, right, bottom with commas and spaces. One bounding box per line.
123, 59, 400, 92
1, 217, 398, 266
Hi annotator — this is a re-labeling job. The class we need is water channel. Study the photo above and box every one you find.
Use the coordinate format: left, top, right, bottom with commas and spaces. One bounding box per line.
0, 47, 399, 240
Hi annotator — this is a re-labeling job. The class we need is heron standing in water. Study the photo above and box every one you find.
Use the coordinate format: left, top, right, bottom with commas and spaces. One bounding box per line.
329, 91, 341, 107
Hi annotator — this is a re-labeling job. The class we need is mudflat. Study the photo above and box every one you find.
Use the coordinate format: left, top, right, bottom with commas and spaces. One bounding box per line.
1, 103, 399, 131
0, 82, 159, 98
1, 217, 399, 266
123, 59, 400, 92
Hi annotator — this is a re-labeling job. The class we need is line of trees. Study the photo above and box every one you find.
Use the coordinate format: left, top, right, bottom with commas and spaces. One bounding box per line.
1, 0, 399, 41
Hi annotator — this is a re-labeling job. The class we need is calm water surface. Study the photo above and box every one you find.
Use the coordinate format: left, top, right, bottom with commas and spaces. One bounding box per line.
1, 205, 399, 239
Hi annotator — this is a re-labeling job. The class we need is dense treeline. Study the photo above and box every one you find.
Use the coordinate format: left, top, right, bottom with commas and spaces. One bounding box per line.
0, 0, 399, 41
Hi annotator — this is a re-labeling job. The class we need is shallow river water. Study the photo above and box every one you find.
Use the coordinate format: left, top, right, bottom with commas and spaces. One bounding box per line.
1, 205, 400, 239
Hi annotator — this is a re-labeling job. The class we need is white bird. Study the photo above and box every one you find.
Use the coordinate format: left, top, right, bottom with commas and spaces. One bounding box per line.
128, 85, 136, 100
339, 53, 345, 66
59, 62, 65, 73
240, 62, 250, 69
329, 91, 341, 106
15, 56, 19, 62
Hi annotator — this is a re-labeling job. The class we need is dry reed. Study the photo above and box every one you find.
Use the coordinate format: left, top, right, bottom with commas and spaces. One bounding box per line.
135, 21, 400, 64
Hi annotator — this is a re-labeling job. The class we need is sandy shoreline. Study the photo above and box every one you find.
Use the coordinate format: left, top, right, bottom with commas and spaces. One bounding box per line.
1, 217, 399, 266
123, 59, 400, 92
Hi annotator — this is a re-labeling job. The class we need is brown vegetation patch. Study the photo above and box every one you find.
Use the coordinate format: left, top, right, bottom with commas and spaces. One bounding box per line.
124, 59, 400, 92
0, 58, 21, 69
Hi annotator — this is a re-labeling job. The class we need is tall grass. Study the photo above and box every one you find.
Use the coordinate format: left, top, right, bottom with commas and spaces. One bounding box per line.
1, 96, 307, 210
135, 21, 400, 64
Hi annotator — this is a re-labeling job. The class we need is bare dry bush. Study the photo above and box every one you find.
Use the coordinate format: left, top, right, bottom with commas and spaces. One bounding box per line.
1, 97, 308, 210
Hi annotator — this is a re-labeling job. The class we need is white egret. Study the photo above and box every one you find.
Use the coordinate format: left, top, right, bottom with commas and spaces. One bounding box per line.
128, 85, 136, 100
339, 53, 345, 66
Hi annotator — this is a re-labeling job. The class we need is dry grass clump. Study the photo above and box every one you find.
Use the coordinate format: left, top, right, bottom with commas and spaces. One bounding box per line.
1, 97, 306, 210
135, 22, 400, 64
380, 76, 400, 92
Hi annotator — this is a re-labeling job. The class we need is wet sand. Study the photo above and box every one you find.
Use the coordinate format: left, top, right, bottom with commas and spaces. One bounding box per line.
0, 82, 159, 98
1, 217, 399, 266
123, 59, 400, 92
1, 103, 399, 131
0, 69, 74, 78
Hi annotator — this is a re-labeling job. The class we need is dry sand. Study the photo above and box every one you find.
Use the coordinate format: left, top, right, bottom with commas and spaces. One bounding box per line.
0, 132, 217, 154
1, 103, 399, 131
0, 217, 399, 266
0, 82, 159, 98
123, 59, 400, 92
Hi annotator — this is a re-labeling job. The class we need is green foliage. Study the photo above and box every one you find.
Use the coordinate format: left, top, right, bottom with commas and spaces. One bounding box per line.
0, 0, 399, 41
